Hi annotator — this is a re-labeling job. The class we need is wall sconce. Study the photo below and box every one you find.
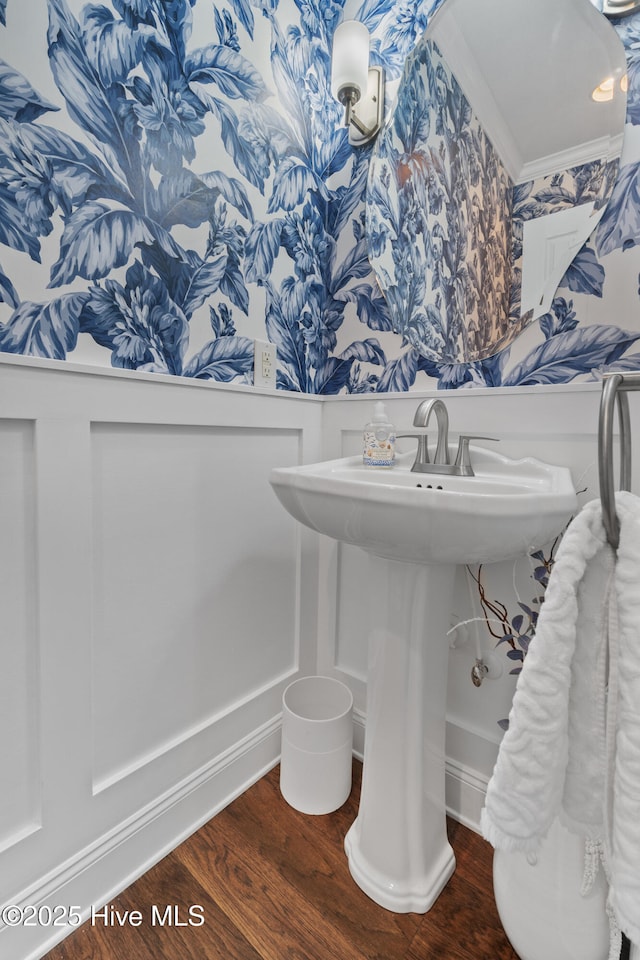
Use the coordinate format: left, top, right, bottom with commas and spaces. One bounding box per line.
331, 20, 384, 147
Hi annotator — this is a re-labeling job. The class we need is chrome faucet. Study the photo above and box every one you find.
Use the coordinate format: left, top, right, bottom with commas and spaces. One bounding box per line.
413, 399, 449, 465
399, 399, 498, 475
398, 399, 451, 473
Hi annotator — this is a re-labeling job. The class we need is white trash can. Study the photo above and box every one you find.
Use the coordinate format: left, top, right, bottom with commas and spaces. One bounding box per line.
280, 676, 353, 815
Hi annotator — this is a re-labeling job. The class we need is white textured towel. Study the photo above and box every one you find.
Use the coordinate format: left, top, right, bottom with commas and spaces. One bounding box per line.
481, 492, 640, 949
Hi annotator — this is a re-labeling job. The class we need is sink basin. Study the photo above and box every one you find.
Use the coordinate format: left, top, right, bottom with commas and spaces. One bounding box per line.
270, 440, 577, 914
270, 446, 577, 564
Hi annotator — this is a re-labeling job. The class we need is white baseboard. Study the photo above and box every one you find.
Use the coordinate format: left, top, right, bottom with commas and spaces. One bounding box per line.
352, 708, 366, 761
444, 758, 489, 834
1, 717, 281, 960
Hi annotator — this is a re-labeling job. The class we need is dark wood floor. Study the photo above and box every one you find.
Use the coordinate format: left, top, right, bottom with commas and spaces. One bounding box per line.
43, 761, 518, 960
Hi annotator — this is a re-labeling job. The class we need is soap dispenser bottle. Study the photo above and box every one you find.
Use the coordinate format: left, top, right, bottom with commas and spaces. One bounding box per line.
363, 401, 396, 467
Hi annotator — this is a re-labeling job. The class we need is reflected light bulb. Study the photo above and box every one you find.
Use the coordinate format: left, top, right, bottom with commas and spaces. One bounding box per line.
592, 77, 615, 102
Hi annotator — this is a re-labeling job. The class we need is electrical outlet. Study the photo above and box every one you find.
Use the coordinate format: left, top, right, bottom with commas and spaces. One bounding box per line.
253, 339, 276, 388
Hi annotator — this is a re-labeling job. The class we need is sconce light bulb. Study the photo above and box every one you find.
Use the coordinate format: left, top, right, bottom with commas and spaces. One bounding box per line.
331, 20, 370, 106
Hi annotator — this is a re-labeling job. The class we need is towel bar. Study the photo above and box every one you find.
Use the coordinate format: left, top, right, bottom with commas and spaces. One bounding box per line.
597, 372, 640, 956
598, 373, 634, 549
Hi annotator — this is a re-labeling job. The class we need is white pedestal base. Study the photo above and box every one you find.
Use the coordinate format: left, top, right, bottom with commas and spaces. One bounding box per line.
345, 556, 457, 913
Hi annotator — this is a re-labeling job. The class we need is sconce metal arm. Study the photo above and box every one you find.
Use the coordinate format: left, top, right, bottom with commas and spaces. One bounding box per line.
338, 67, 384, 146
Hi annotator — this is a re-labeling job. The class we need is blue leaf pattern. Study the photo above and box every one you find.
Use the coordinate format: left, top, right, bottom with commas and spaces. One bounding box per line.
596, 161, 640, 257
183, 334, 254, 379
185, 45, 269, 102
82, 5, 165, 89
0, 60, 59, 122
47, 0, 143, 184
0, 0, 638, 390
557, 245, 605, 299
81, 262, 189, 373
244, 220, 285, 284
227, 0, 254, 39
176, 253, 228, 318
502, 325, 640, 387
0, 266, 19, 309
50, 203, 176, 286
0, 293, 88, 358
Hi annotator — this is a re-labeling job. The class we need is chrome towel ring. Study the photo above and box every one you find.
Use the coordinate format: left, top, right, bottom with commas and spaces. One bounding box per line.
598, 372, 636, 549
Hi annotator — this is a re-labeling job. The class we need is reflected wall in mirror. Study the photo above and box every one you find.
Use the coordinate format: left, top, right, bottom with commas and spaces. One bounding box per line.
366, 0, 627, 365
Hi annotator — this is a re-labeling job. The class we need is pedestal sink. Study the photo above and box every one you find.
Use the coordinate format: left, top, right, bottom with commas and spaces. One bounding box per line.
270, 443, 577, 913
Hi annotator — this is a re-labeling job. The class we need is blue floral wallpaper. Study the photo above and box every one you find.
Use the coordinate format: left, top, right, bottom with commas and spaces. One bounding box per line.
1, 0, 640, 392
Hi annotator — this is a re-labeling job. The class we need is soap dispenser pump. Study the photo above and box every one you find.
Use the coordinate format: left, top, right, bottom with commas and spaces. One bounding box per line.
363, 401, 396, 467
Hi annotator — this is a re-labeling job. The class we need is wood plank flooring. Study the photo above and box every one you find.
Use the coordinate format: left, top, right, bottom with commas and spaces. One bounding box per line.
43, 761, 518, 960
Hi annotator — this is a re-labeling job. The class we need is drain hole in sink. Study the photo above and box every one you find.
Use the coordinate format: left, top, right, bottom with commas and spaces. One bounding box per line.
416, 483, 445, 490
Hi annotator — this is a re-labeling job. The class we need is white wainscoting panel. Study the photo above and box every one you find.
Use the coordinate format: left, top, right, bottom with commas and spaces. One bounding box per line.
0, 420, 40, 854
0, 356, 323, 960
90, 421, 300, 794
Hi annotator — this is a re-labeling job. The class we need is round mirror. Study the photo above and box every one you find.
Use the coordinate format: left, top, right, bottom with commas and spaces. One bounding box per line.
366, 0, 627, 364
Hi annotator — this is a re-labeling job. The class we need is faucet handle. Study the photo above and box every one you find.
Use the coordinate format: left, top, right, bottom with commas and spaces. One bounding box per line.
397, 432, 430, 465
454, 435, 499, 477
